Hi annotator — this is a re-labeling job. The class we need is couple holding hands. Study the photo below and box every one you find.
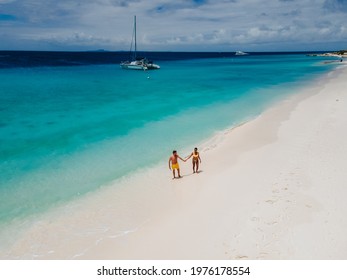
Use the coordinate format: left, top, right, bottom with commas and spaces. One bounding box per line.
168, 147, 202, 179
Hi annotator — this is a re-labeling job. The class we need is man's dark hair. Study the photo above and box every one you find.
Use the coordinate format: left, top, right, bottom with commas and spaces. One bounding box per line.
173, 150, 177, 154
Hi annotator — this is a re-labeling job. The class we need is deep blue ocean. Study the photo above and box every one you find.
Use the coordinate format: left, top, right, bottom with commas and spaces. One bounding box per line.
0, 51, 337, 224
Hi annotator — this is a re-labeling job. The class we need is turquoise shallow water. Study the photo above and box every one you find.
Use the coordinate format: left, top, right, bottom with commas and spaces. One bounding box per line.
0, 54, 337, 223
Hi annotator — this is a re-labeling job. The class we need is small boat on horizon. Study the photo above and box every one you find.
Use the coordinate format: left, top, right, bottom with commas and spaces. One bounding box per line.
235, 51, 249, 56
120, 16, 160, 70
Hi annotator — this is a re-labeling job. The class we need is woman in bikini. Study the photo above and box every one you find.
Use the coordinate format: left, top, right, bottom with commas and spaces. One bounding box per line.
186, 147, 202, 173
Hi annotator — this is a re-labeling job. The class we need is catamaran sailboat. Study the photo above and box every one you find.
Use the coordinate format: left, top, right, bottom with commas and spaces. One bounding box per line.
120, 16, 160, 70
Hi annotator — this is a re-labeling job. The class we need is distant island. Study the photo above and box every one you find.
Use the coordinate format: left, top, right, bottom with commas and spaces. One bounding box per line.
307, 50, 347, 58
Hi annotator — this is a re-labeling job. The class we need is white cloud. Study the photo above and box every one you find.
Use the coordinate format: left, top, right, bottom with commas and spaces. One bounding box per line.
0, 0, 346, 51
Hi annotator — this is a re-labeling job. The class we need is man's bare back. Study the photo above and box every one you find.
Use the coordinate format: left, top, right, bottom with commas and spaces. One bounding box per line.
169, 154, 178, 164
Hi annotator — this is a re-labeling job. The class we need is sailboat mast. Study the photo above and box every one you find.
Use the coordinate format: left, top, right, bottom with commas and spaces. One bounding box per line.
120, 16, 160, 70
134, 15, 137, 60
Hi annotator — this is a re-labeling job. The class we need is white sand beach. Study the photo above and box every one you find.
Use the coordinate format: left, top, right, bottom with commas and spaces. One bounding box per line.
1, 63, 347, 260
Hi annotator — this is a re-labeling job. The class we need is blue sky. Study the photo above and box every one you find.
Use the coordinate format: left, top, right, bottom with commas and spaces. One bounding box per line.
0, 0, 346, 51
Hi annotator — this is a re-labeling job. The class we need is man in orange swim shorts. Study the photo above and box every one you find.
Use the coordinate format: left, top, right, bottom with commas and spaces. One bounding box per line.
168, 150, 186, 179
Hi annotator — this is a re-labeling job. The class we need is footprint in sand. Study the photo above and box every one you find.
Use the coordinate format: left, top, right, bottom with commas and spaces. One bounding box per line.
235, 255, 249, 260
251, 216, 260, 222
265, 199, 276, 204
258, 252, 268, 259
265, 221, 278, 226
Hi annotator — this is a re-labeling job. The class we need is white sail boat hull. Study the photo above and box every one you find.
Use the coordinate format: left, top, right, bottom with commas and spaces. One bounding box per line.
147, 63, 160, 70
120, 60, 160, 70
121, 65, 147, 70
120, 62, 147, 70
